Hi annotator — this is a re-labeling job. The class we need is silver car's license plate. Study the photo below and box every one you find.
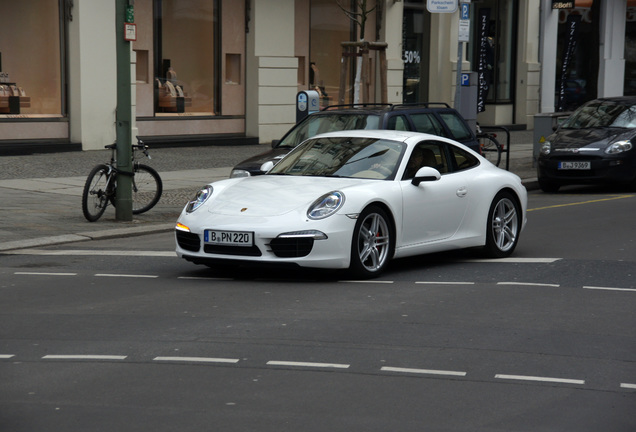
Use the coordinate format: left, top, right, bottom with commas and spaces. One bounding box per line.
558, 161, 591, 170
205, 230, 253, 246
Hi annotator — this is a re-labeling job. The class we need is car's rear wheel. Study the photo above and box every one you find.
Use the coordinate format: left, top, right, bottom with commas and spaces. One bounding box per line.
349, 205, 393, 278
483, 191, 521, 258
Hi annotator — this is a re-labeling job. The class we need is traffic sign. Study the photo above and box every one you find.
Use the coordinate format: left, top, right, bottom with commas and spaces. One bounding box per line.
427, 0, 458, 13
461, 3, 470, 20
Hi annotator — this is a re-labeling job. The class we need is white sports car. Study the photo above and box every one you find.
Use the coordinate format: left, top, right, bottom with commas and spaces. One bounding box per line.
175, 130, 527, 278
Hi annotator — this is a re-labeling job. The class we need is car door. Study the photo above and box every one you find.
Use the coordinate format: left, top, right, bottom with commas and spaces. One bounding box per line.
399, 140, 471, 246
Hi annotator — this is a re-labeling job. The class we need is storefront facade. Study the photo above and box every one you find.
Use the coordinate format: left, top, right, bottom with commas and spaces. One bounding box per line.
0, 0, 633, 154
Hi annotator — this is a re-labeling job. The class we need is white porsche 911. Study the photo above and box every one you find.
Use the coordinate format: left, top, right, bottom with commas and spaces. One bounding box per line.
175, 130, 527, 278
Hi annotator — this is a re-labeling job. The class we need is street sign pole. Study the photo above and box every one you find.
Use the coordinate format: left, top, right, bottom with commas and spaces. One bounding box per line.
454, 1, 471, 110
115, 0, 133, 221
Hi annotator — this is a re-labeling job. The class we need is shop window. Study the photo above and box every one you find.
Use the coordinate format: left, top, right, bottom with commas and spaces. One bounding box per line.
469, 0, 517, 105
0, 0, 63, 117
555, 3, 598, 110
310, 0, 377, 105
154, 0, 217, 115
225, 54, 240, 85
402, 3, 431, 104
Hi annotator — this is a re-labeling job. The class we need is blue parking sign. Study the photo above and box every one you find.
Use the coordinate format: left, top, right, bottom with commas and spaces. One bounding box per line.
461, 3, 470, 20
461, 73, 470, 86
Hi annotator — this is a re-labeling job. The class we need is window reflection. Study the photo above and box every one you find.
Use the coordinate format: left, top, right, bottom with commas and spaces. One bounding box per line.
155, 0, 217, 115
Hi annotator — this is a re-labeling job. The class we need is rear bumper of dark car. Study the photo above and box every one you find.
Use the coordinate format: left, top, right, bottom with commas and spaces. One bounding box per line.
537, 154, 636, 185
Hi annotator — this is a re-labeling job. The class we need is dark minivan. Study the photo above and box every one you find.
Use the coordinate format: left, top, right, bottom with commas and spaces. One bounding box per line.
230, 103, 480, 177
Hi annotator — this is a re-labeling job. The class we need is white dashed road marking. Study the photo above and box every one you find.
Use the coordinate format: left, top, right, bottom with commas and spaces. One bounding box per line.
267, 360, 350, 369
14, 272, 78, 276
154, 356, 240, 364
381, 366, 467, 377
495, 374, 585, 385
42, 355, 127, 361
583, 286, 636, 293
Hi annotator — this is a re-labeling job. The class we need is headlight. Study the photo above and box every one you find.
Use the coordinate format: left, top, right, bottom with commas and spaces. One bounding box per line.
307, 191, 345, 220
185, 186, 212, 213
605, 140, 633, 154
230, 169, 250, 178
540, 141, 552, 155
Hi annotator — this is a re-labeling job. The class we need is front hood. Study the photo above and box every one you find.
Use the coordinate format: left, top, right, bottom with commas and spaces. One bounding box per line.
206, 175, 370, 217
233, 148, 292, 173
550, 127, 635, 150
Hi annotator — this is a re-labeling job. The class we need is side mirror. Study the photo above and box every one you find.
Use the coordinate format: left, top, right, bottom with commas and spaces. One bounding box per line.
411, 166, 441, 186
271, 140, 280, 148
260, 160, 275, 173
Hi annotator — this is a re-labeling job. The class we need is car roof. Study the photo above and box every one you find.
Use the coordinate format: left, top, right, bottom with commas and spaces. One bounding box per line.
307, 128, 454, 144
585, 96, 636, 105
314, 102, 456, 115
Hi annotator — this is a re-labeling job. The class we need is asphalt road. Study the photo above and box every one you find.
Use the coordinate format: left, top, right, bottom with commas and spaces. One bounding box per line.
1, 187, 635, 431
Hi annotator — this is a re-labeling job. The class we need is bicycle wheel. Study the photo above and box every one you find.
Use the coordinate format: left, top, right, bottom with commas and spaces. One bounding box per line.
479, 135, 502, 167
131, 164, 162, 214
82, 164, 112, 222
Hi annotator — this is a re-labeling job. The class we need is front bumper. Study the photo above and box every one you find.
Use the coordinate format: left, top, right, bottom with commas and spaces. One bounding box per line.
175, 212, 356, 269
537, 154, 636, 185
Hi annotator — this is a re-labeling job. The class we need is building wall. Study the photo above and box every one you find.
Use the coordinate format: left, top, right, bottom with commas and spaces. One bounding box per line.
246, 0, 298, 144
69, 0, 118, 150
383, 0, 405, 104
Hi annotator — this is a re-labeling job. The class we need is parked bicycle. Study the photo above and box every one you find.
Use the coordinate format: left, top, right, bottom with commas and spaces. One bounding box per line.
82, 138, 163, 222
476, 124, 503, 167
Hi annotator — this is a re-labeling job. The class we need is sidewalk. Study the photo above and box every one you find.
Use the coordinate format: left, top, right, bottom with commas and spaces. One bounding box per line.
0, 131, 537, 252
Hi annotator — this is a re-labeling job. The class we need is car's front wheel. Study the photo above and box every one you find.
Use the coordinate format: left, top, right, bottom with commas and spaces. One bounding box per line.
483, 191, 521, 258
349, 205, 393, 278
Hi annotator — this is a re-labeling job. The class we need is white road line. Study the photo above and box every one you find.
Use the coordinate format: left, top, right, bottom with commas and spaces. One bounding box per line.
583, 286, 636, 293
416, 281, 475, 285
267, 360, 350, 369
154, 356, 239, 364
42, 355, 127, 360
177, 276, 234, 281
620, 383, 636, 389
0, 354, 15, 359
497, 282, 561, 287
381, 366, 467, 377
340, 280, 394, 284
14, 271, 77, 276
495, 374, 584, 385
461, 258, 562, 263
8, 249, 175, 257
94, 273, 158, 278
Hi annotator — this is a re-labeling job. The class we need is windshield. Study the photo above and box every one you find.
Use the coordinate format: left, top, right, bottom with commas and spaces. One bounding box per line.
276, 113, 382, 149
269, 136, 405, 180
562, 100, 636, 129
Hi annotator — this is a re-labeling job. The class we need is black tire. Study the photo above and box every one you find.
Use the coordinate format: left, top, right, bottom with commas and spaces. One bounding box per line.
82, 164, 112, 222
483, 191, 521, 258
538, 177, 560, 193
131, 164, 162, 214
349, 205, 394, 278
479, 135, 502, 167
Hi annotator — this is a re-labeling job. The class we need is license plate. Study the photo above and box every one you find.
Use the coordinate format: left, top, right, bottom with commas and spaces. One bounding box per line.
558, 161, 591, 170
204, 230, 253, 246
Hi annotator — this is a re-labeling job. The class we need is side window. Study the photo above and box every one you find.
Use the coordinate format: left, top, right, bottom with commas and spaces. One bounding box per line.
409, 113, 447, 137
402, 140, 449, 180
439, 112, 473, 141
387, 115, 409, 131
451, 144, 480, 171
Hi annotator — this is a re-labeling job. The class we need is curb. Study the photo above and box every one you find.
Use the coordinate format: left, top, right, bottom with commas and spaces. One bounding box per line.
0, 223, 174, 252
